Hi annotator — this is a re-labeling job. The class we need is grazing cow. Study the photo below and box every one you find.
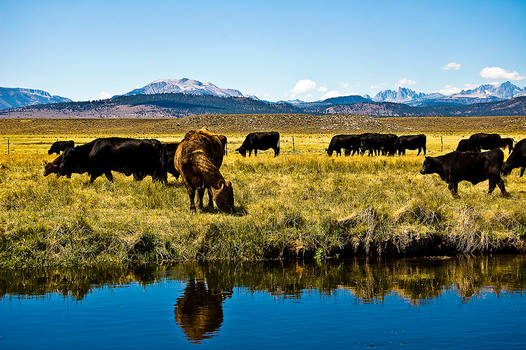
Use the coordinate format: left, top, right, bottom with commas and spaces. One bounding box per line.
48, 140, 74, 155
502, 138, 526, 177
360, 133, 398, 156
420, 149, 508, 198
457, 134, 514, 153
396, 134, 426, 155
60, 137, 167, 183
500, 137, 515, 154
456, 139, 480, 152
236, 132, 280, 157
469, 133, 502, 149
175, 128, 234, 213
43, 155, 70, 178
326, 134, 361, 156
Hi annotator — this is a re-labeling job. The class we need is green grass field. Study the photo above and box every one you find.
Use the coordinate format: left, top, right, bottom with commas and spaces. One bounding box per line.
0, 116, 525, 267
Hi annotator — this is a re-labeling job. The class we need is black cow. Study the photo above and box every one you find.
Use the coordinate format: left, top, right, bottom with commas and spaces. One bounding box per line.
396, 134, 426, 155
326, 135, 361, 156
420, 149, 508, 198
502, 138, 526, 177
162, 142, 180, 179
500, 138, 515, 154
236, 132, 280, 157
470, 133, 514, 154
48, 140, 74, 155
60, 137, 166, 183
456, 139, 480, 152
360, 133, 398, 156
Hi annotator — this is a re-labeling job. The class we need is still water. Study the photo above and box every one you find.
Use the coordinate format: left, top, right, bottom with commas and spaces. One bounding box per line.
1, 256, 526, 349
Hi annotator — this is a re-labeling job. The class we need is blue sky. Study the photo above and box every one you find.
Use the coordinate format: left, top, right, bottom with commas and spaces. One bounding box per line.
1, 0, 525, 101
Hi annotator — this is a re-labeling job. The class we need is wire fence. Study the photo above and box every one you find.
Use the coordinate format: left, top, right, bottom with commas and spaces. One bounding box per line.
0, 135, 327, 156
0, 135, 466, 156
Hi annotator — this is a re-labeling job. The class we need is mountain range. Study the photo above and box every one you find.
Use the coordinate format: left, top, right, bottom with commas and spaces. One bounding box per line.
369, 82, 526, 107
120, 78, 243, 98
0, 87, 71, 110
1, 78, 525, 117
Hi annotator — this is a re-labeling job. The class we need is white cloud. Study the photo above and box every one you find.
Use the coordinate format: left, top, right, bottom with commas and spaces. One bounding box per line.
321, 90, 341, 99
291, 79, 317, 94
442, 62, 461, 70
338, 82, 350, 89
439, 85, 461, 95
98, 91, 111, 100
396, 78, 416, 87
263, 92, 271, 98
480, 66, 525, 80
317, 86, 328, 93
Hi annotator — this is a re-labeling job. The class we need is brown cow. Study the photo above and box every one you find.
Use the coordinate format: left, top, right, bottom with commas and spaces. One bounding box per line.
175, 128, 233, 213
43, 155, 70, 178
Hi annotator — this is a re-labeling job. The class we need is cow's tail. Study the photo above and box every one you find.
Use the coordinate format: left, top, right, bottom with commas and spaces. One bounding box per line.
276, 136, 280, 156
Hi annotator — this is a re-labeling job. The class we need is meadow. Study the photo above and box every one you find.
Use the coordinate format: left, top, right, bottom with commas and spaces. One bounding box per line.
0, 116, 525, 268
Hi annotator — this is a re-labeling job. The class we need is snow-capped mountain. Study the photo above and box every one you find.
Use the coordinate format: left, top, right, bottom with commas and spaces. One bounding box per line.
373, 87, 426, 103
452, 81, 523, 99
373, 82, 525, 106
122, 78, 244, 98
0, 87, 72, 110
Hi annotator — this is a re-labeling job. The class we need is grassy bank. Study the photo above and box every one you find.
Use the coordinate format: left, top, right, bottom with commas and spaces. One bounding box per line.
0, 118, 525, 267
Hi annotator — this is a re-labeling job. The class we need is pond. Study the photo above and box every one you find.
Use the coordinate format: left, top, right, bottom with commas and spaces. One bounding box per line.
1, 255, 526, 349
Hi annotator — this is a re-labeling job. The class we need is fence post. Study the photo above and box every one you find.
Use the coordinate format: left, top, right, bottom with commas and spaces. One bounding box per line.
440, 136, 443, 152
292, 136, 295, 153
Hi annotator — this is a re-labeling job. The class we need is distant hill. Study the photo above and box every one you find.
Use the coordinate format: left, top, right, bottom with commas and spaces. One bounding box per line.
120, 78, 244, 98
326, 96, 526, 117
1, 90, 525, 119
0, 87, 72, 110
0, 93, 301, 118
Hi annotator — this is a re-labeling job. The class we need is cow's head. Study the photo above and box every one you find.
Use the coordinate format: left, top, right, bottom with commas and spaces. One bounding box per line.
43, 161, 57, 176
213, 180, 235, 213
236, 147, 246, 157
420, 157, 439, 175
326, 148, 333, 156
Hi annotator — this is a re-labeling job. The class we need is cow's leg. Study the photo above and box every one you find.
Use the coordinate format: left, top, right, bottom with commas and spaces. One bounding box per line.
105, 171, 113, 182
207, 188, 214, 208
274, 147, 279, 156
248, 150, 252, 157
520, 167, 525, 177
254, 149, 258, 156
496, 176, 509, 197
187, 187, 197, 214
417, 148, 421, 156
423, 146, 426, 155
488, 177, 497, 194
197, 188, 205, 209
90, 172, 100, 183
448, 182, 459, 198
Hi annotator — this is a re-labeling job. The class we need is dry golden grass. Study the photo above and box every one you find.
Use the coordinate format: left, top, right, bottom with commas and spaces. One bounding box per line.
0, 117, 525, 267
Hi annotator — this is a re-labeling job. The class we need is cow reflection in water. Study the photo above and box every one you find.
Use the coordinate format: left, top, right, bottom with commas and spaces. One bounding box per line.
174, 278, 232, 343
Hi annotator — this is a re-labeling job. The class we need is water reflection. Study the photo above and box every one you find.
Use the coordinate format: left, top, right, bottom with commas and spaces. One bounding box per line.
1, 256, 525, 303
1, 255, 525, 343
174, 266, 233, 343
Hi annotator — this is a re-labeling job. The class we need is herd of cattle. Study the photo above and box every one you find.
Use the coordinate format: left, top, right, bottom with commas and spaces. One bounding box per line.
43, 130, 526, 213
